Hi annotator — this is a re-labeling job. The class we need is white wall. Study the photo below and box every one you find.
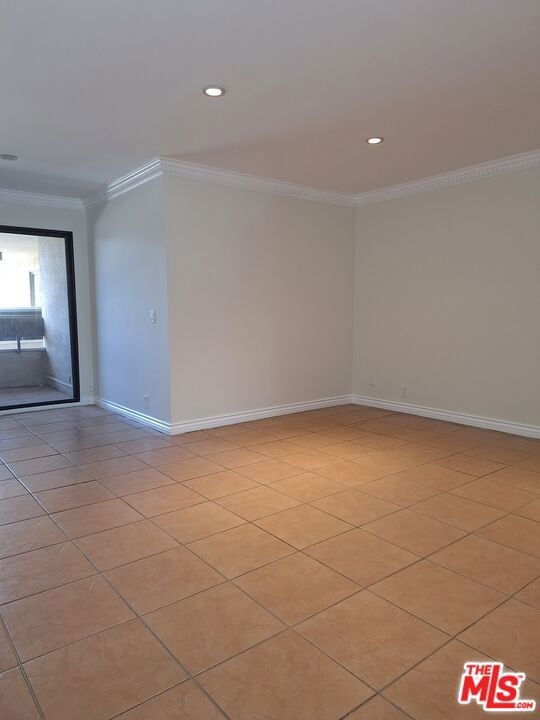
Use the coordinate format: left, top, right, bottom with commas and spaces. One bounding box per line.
88, 177, 171, 422
165, 175, 355, 425
0, 198, 94, 400
353, 165, 540, 427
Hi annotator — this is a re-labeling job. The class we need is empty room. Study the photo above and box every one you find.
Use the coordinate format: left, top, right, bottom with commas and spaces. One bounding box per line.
0, 2, 539, 719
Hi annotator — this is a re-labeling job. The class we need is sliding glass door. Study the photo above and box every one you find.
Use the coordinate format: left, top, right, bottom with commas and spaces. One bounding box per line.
0, 225, 80, 410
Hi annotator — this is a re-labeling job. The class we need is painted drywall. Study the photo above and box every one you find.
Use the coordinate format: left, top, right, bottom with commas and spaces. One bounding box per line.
164, 175, 355, 425
0, 199, 94, 400
353, 164, 540, 426
88, 177, 172, 422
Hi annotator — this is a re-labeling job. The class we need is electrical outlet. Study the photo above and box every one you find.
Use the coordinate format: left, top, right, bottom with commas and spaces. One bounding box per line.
149, 310, 156, 324
143, 395, 150, 410
401, 385, 408, 399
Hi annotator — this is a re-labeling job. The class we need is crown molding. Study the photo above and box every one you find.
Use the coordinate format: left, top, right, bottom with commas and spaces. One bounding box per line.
83, 148, 540, 210
352, 149, 540, 207
159, 157, 357, 206
0, 187, 84, 211
84, 158, 162, 208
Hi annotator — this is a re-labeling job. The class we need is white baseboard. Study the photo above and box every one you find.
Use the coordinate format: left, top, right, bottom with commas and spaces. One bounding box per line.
169, 396, 352, 435
95, 395, 351, 435
94, 393, 540, 439
352, 395, 540, 439
95, 397, 171, 434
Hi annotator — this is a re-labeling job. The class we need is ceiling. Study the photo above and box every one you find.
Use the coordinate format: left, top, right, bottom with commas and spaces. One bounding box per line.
1, 0, 539, 199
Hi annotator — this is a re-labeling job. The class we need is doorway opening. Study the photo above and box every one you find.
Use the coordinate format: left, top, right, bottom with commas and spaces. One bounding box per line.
0, 225, 80, 411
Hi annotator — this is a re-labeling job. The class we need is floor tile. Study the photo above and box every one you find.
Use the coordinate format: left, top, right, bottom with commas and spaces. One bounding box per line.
0, 478, 28, 500
52, 498, 143, 538
158, 457, 224, 482
183, 470, 259, 498
210, 448, 267, 469
487, 466, 540, 494
8, 454, 73, 478
431, 535, 540, 594
236, 552, 358, 624
217, 485, 300, 520
450, 477, 536, 511
434, 454, 505, 477
0, 516, 66, 559
459, 599, 540, 682
464, 443, 533, 465
114, 437, 173, 454
0, 542, 95, 604
516, 578, 540, 608
1, 444, 58, 463
250, 440, 305, 458
494, 436, 540, 453
198, 630, 373, 720
363, 508, 466, 555
25, 619, 186, 720
477, 514, 540, 557
288, 433, 343, 449
76, 520, 178, 570
311, 488, 400, 525
372, 560, 505, 634
99, 467, 175, 496
123, 483, 205, 517
360, 476, 440, 506
35, 480, 114, 513
63, 445, 128, 465
21, 466, 92, 492
383, 640, 495, 720
397, 463, 473, 491
516, 455, 540, 474
105, 546, 222, 613
133, 446, 195, 467
256, 504, 352, 549
0, 623, 16, 672
298, 591, 447, 689
321, 441, 372, 461
269, 472, 346, 501
281, 449, 343, 470
1, 575, 134, 661
184, 438, 240, 456
306, 528, 419, 586
315, 461, 388, 486
171, 429, 215, 443
237, 458, 303, 484
146, 583, 284, 673
346, 696, 411, 719
188, 524, 293, 578
0, 668, 40, 720
0, 495, 44, 526
81, 456, 148, 480
0, 464, 14, 481
116, 681, 225, 719
154, 501, 245, 543
411, 492, 505, 531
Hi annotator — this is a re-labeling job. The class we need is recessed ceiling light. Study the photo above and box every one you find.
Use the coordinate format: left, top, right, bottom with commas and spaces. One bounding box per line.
366, 137, 384, 145
0, 153, 18, 161
203, 86, 225, 97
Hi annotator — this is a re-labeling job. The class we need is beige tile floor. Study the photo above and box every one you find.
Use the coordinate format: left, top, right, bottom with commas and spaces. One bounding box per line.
0, 403, 538, 719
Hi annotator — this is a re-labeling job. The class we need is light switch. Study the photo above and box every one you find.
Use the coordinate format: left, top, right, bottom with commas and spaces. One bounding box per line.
150, 310, 156, 324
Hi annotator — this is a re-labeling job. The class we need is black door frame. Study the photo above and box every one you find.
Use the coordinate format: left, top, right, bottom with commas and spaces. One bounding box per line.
0, 224, 81, 411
